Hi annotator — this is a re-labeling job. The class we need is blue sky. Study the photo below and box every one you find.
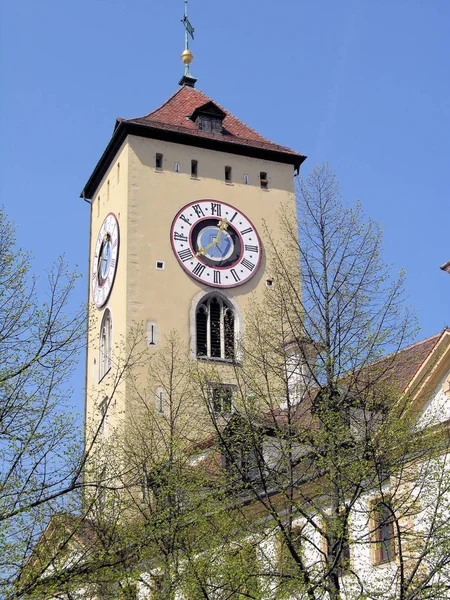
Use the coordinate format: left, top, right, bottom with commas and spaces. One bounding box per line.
1, 0, 449, 413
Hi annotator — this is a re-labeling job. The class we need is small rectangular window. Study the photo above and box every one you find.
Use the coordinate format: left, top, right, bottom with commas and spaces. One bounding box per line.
260, 172, 268, 189
211, 384, 234, 415
155, 153, 163, 170
156, 261, 165, 270
191, 159, 198, 178
175, 162, 181, 173
372, 500, 395, 564
225, 166, 232, 182
243, 174, 249, 185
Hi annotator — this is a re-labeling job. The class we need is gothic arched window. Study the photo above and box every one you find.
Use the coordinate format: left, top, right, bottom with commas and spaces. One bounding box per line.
99, 309, 112, 381
196, 295, 235, 360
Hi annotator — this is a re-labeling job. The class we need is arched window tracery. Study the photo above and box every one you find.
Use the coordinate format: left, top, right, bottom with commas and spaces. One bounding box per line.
99, 309, 112, 381
196, 295, 235, 360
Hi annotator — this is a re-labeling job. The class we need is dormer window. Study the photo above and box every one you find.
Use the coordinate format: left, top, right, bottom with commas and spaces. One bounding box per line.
190, 101, 226, 136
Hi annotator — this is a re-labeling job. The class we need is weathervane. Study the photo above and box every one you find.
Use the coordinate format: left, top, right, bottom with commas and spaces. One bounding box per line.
179, 0, 197, 87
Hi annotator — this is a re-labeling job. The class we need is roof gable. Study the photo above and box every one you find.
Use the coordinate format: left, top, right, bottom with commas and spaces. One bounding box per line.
189, 100, 227, 121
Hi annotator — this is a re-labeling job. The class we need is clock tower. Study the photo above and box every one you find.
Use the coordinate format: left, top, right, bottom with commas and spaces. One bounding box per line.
81, 47, 305, 449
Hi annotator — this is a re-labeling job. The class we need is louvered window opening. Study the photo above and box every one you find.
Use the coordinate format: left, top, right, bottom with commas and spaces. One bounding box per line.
196, 116, 223, 135
196, 296, 235, 360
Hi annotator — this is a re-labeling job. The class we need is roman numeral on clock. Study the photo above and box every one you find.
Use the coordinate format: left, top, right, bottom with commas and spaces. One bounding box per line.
192, 263, 206, 277
245, 245, 258, 253
229, 211, 238, 223
241, 259, 255, 271
192, 204, 205, 218
178, 248, 193, 262
231, 269, 240, 282
240, 227, 253, 235
174, 232, 188, 242
213, 271, 221, 284
211, 203, 222, 217
110, 258, 116, 269
180, 214, 192, 226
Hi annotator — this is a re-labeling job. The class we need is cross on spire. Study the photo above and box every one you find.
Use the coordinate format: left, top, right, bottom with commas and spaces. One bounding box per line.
179, 0, 197, 87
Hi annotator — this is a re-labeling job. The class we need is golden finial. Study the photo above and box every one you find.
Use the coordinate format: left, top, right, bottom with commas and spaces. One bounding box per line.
181, 48, 194, 65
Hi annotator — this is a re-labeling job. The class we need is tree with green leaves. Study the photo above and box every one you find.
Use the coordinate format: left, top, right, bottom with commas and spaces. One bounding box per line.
0, 207, 86, 596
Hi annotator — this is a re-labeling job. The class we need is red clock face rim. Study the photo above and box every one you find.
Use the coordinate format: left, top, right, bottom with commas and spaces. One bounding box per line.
92, 212, 120, 308
170, 200, 262, 288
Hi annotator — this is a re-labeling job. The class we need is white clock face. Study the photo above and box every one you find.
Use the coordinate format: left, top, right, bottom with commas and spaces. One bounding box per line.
92, 213, 119, 308
171, 200, 262, 288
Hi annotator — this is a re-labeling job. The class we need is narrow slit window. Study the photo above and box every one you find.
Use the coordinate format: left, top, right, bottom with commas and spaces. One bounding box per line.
260, 172, 268, 189
191, 159, 198, 178
175, 162, 181, 173
99, 397, 108, 436
117, 162, 120, 184
156, 388, 165, 414
147, 321, 158, 347
99, 309, 112, 381
243, 174, 249, 185
225, 166, 232, 182
155, 153, 163, 170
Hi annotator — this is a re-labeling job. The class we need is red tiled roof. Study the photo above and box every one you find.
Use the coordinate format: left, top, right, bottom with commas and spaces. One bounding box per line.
116, 86, 303, 158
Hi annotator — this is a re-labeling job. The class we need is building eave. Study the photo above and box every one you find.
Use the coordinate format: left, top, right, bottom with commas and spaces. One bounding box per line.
80, 122, 306, 200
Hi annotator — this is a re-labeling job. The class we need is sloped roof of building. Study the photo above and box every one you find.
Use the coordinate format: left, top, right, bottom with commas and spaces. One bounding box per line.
376, 331, 445, 394
81, 85, 306, 200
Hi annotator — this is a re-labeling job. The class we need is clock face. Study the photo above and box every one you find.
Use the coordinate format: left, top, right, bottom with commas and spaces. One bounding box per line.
170, 200, 262, 288
92, 213, 119, 308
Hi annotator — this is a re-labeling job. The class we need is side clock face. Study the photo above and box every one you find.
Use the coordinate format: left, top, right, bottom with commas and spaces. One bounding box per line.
92, 213, 119, 308
170, 200, 262, 288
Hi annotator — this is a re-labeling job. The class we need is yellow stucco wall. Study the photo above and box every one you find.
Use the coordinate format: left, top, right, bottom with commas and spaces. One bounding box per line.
85, 134, 298, 444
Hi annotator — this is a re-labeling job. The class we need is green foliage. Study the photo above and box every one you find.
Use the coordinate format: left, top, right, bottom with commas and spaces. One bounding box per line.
0, 207, 85, 598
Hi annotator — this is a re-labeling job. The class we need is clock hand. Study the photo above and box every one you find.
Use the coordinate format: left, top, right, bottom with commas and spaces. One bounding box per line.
215, 218, 228, 245
195, 219, 229, 257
